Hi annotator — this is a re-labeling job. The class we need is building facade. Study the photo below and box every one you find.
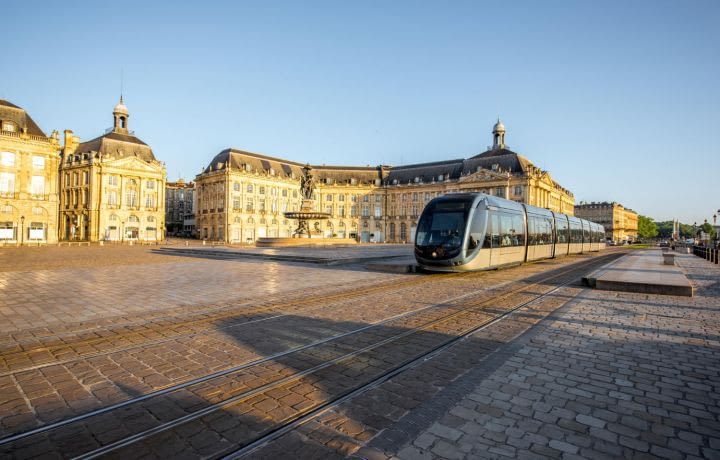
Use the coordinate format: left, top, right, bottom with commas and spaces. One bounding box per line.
0, 100, 61, 245
574, 201, 638, 242
59, 98, 166, 242
196, 122, 576, 243
165, 179, 195, 236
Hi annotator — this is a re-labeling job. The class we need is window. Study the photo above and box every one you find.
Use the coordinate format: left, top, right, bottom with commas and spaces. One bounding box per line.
30, 176, 45, 196
495, 187, 504, 198
514, 186, 523, 196
486, 211, 525, 248
2, 122, 16, 132
375, 195, 381, 203
259, 201, 266, 211
126, 189, 138, 207
145, 195, 155, 208
339, 205, 345, 217
246, 199, 254, 212
374, 205, 382, 218
107, 191, 118, 205
363, 195, 369, 202
148, 216, 155, 222
413, 192, 418, 201
438, 174, 443, 181
233, 182, 240, 191
282, 189, 287, 197
32, 156, 45, 170
425, 193, 430, 201
326, 194, 333, 201
32, 207, 43, 216
83, 171, 89, 184
128, 215, 139, 223
73, 173, 78, 186
108, 175, 118, 186
351, 195, 357, 202
351, 205, 358, 217
362, 205, 369, 217
28, 222, 44, 240
272, 201, 278, 213
247, 184, 253, 193
293, 190, 297, 198
259, 186, 265, 194
338, 195, 345, 202
1, 152, 15, 167
146, 180, 155, 189
325, 205, 332, 214
0, 172, 15, 193
233, 199, 241, 210
109, 214, 118, 221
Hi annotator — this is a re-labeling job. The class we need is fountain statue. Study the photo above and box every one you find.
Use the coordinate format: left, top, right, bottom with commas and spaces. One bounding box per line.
255, 164, 356, 247
284, 165, 330, 238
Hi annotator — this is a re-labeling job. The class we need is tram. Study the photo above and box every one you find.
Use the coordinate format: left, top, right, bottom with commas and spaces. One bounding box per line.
414, 193, 605, 272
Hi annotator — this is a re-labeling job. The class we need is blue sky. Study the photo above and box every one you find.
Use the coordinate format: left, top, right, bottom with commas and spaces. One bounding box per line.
4, 1, 719, 224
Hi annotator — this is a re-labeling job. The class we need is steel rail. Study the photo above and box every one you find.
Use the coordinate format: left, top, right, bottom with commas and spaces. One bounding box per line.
0, 271, 467, 375
68, 253, 621, 460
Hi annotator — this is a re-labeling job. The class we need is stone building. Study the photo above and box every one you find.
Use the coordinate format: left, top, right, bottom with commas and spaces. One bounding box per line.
574, 201, 638, 242
59, 97, 166, 242
195, 149, 386, 242
165, 179, 195, 236
0, 100, 61, 244
196, 121, 575, 243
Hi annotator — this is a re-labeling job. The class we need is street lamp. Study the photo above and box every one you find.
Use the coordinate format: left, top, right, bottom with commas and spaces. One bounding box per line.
20, 215, 25, 246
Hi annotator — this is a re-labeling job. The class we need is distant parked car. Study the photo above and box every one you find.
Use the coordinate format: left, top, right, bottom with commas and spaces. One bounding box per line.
659, 241, 669, 247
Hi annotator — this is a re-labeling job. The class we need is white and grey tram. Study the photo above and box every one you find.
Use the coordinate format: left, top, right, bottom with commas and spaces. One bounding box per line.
414, 193, 606, 272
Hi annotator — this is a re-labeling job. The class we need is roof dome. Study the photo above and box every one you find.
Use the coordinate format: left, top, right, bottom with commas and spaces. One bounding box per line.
493, 119, 505, 133
113, 96, 128, 115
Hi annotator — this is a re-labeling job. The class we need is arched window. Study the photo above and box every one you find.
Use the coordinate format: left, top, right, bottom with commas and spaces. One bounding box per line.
128, 215, 139, 223
120, 117, 126, 128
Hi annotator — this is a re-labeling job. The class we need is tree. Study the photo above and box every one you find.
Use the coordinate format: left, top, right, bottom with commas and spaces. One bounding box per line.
699, 222, 716, 239
637, 215, 658, 239
656, 221, 674, 238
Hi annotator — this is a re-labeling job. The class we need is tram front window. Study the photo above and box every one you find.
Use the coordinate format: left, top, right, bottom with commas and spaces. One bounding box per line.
416, 203, 468, 256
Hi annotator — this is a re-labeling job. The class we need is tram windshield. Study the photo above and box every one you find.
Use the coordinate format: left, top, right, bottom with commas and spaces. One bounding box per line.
416, 201, 469, 251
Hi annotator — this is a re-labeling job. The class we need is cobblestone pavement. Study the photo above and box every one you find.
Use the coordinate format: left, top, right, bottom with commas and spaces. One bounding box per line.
0, 245, 627, 458
342, 252, 720, 460
0, 246, 406, 332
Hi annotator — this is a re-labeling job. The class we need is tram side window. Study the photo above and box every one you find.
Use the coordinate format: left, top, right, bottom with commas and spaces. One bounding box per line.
499, 211, 524, 247
556, 220, 568, 244
527, 217, 535, 245
570, 223, 583, 243
583, 226, 591, 243
467, 210, 485, 251
484, 212, 499, 248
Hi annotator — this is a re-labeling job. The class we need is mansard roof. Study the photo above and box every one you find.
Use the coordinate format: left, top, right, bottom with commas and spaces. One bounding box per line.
385, 147, 533, 184
73, 130, 156, 162
0, 99, 47, 137
203, 148, 383, 185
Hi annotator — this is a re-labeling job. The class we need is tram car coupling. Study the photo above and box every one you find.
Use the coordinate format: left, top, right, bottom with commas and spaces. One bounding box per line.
414, 193, 606, 272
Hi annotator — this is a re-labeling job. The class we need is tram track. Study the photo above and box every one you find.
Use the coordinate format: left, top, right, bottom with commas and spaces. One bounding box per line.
0, 252, 623, 459
0, 272, 472, 376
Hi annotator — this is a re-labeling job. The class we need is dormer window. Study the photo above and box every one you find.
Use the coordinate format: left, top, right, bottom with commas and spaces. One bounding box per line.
269, 168, 275, 176
491, 164, 499, 171
350, 178, 357, 185
1, 121, 16, 133
392, 179, 398, 185
245, 164, 252, 172
438, 174, 443, 181
326, 178, 333, 185
414, 177, 420, 183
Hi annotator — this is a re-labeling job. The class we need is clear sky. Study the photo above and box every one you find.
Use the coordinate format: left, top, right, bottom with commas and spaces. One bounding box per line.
4, 0, 719, 224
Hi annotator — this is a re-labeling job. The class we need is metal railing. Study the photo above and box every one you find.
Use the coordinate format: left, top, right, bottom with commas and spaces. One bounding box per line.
691, 245, 719, 264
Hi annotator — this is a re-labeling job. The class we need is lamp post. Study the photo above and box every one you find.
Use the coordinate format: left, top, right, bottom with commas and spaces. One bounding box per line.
121, 220, 125, 244
20, 215, 25, 246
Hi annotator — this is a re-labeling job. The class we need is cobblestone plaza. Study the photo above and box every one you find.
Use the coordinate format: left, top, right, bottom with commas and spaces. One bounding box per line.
0, 246, 718, 459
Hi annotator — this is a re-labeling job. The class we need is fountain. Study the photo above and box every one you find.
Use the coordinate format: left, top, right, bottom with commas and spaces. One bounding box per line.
255, 165, 357, 247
